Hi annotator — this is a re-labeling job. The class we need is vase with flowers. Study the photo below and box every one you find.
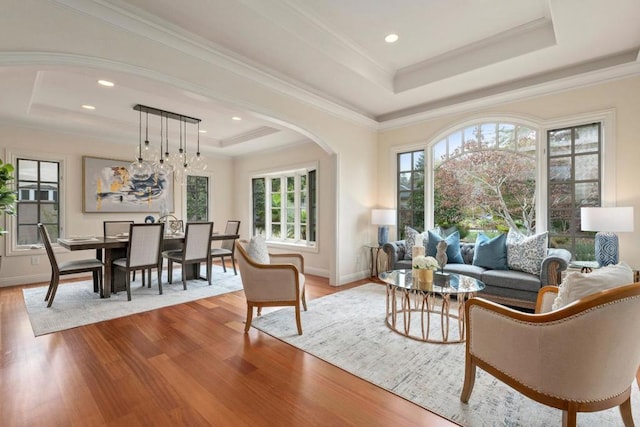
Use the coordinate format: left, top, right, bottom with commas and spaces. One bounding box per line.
412, 255, 438, 285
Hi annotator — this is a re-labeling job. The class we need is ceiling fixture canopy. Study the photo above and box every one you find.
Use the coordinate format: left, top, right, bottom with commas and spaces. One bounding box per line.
131, 104, 206, 184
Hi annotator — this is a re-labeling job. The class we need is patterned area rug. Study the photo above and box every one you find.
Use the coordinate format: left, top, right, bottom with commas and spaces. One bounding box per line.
252, 283, 640, 427
23, 266, 243, 336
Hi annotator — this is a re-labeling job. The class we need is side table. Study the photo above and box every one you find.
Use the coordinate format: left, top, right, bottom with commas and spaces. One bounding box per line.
569, 260, 599, 273
366, 244, 386, 278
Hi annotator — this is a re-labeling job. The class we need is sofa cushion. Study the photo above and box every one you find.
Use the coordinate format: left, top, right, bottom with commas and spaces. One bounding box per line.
481, 269, 541, 293
506, 230, 548, 275
551, 263, 633, 310
472, 232, 508, 270
427, 230, 464, 264
443, 263, 485, 281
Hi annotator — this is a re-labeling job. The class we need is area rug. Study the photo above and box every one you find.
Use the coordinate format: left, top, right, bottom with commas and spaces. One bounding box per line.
23, 266, 243, 336
252, 283, 640, 427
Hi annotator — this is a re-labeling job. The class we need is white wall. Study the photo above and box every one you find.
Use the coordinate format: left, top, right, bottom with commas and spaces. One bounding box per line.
377, 76, 640, 269
0, 124, 234, 286
233, 142, 334, 278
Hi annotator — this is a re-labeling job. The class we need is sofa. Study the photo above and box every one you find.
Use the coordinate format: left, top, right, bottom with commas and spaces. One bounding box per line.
382, 237, 572, 310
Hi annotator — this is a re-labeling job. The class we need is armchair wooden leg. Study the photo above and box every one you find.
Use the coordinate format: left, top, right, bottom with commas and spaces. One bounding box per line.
295, 305, 302, 335
244, 303, 254, 333
231, 256, 237, 275
181, 264, 187, 290
168, 261, 173, 284
221, 256, 227, 273
302, 290, 307, 311
460, 358, 476, 403
619, 396, 634, 427
562, 407, 577, 427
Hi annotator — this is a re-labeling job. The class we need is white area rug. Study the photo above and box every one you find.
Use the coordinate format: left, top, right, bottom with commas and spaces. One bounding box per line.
252, 283, 640, 427
23, 266, 243, 336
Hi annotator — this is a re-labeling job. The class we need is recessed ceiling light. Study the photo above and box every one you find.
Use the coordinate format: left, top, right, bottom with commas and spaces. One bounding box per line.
198, 129, 207, 133
385, 33, 399, 43
97, 79, 114, 87
81, 105, 96, 110
231, 116, 242, 121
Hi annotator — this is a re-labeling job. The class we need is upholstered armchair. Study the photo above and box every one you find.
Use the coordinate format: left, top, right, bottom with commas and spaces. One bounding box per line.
460, 283, 640, 426
236, 239, 307, 335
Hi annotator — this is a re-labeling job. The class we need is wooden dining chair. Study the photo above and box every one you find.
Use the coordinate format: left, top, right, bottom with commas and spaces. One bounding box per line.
103, 220, 148, 285
111, 223, 164, 301
163, 222, 214, 289
38, 223, 103, 307
211, 220, 240, 274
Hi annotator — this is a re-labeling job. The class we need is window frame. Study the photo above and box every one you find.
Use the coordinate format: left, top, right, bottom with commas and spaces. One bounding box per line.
391, 110, 616, 261
251, 163, 318, 251
6, 149, 66, 256
183, 172, 212, 222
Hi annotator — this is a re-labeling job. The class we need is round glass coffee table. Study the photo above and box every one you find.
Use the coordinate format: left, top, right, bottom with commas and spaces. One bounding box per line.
378, 269, 485, 344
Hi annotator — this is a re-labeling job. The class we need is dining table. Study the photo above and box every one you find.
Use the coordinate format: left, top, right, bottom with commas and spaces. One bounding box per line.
57, 232, 240, 298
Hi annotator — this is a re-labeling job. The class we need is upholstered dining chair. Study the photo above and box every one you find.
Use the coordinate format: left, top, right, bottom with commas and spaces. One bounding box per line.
236, 238, 307, 335
163, 222, 213, 289
103, 220, 148, 285
38, 223, 103, 307
211, 220, 240, 275
111, 223, 164, 301
460, 282, 640, 427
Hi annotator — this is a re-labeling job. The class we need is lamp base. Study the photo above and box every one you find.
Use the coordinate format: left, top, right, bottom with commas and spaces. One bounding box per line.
595, 231, 619, 267
378, 226, 389, 247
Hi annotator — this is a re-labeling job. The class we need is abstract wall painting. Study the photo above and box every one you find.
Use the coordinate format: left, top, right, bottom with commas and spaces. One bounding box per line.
83, 156, 173, 213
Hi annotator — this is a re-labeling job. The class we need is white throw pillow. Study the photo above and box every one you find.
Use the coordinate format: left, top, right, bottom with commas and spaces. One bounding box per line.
246, 235, 270, 264
551, 262, 634, 310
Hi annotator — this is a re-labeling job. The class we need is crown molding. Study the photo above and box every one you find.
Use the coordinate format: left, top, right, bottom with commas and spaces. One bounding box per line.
51, 0, 378, 129
378, 52, 640, 131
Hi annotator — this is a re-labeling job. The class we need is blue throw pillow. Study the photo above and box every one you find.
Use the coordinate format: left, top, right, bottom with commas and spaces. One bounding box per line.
427, 230, 464, 264
472, 232, 508, 270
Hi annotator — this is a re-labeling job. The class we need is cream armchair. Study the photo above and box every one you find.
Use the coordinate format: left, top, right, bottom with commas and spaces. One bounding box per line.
460, 283, 640, 426
236, 240, 307, 335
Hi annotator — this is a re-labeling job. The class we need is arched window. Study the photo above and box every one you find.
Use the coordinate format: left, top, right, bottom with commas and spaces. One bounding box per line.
431, 122, 537, 239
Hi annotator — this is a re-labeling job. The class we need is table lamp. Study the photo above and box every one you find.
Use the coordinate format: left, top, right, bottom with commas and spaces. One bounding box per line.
371, 209, 396, 246
581, 206, 634, 266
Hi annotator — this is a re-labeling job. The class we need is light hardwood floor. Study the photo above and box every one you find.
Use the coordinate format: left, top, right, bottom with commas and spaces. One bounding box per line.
0, 262, 457, 427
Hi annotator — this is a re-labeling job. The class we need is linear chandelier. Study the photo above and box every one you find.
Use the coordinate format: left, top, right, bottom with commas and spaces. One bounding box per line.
131, 104, 206, 184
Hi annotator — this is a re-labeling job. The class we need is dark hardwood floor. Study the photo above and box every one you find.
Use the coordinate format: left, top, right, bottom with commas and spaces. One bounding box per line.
0, 262, 457, 426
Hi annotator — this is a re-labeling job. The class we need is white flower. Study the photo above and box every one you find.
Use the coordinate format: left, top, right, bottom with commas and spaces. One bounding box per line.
412, 255, 438, 270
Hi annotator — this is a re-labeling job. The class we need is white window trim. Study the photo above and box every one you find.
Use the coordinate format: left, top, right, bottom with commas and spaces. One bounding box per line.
5, 149, 67, 257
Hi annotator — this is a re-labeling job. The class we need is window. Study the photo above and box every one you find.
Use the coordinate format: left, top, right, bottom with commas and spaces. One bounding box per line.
251, 167, 316, 246
16, 158, 60, 246
395, 116, 610, 261
431, 122, 537, 240
185, 175, 209, 221
547, 123, 601, 260
397, 150, 424, 238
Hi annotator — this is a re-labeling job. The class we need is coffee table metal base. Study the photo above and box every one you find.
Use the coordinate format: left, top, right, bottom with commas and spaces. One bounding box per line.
385, 284, 475, 344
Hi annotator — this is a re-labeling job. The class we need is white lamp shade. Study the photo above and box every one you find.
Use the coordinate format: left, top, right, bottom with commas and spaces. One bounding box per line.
371, 209, 396, 225
581, 207, 634, 233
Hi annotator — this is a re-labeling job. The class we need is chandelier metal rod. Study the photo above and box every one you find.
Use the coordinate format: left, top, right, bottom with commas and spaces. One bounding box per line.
134, 104, 200, 124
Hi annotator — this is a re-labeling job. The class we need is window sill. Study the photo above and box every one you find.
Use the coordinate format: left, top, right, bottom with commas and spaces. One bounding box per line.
266, 240, 318, 254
